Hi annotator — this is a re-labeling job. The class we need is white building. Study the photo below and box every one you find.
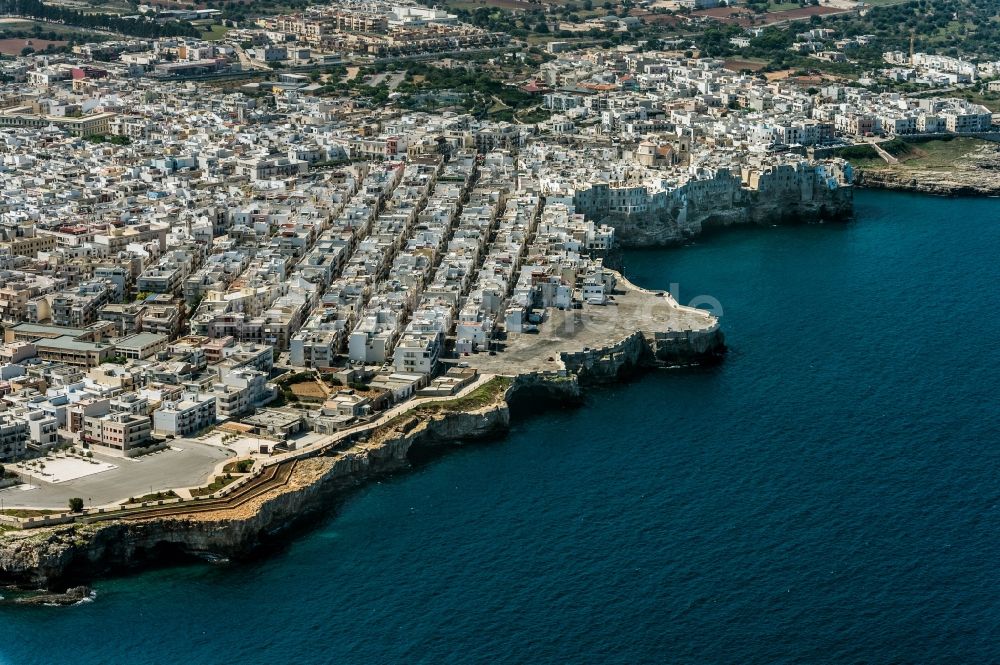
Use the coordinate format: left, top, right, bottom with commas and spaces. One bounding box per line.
153, 393, 216, 437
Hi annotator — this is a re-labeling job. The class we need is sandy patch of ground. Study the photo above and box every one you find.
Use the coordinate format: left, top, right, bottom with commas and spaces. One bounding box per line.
0, 38, 68, 55
290, 380, 328, 400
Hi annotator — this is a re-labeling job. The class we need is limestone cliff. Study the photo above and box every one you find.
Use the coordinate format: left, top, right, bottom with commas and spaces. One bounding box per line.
0, 403, 510, 588
556, 326, 725, 383
599, 178, 853, 247
0, 300, 727, 589
852, 142, 1000, 196
854, 168, 1000, 196
508, 372, 583, 403
649, 325, 726, 367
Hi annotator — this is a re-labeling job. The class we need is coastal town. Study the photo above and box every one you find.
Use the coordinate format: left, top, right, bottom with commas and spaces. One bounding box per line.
0, 0, 994, 545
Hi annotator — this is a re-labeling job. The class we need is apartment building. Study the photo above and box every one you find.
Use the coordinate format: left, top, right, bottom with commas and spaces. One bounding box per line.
34, 336, 115, 368
83, 412, 153, 456
114, 332, 169, 360
152, 393, 217, 437
0, 414, 28, 462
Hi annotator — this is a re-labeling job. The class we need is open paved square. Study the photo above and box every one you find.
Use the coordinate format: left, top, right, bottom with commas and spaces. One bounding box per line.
11, 456, 117, 484
0, 440, 233, 510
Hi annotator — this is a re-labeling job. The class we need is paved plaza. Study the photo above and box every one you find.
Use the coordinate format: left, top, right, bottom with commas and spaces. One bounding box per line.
0, 440, 232, 510
464, 279, 716, 375
10, 456, 118, 484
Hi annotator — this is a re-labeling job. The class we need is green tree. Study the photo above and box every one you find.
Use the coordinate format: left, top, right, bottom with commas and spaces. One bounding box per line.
68, 497, 84, 512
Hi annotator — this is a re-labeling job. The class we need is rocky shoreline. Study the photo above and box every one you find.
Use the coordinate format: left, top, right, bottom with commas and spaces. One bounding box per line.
0, 325, 724, 592
603, 181, 854, 247
0, 179, 847, 595
854, 169, 1000, 196
0, 174, 830, 594
0, 398, 511, 590
852, 143, 1000, 197
0, 585, 94, 606
7, 164, 992, 600
0, 176, 848, 594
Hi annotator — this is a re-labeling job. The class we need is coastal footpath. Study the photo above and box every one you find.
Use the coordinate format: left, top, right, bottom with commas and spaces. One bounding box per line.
0, 275, 724, 593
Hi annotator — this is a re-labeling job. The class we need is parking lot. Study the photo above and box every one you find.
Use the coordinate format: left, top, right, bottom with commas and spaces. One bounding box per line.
0, 439, 233, 510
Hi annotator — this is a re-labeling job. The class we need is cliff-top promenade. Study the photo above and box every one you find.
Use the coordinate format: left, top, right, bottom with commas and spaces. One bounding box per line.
0, 271, 724, 593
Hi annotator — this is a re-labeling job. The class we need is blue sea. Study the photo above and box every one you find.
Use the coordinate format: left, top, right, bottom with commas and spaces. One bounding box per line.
2, 190, 999, 664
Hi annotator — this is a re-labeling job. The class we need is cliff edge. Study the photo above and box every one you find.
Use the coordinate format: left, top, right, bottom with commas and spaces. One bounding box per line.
853, 141, 1000, 196
0, 398, 512, 589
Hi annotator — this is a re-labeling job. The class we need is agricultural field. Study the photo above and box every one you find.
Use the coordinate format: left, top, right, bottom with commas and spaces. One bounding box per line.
200, 23, 229, 41
723, 57, 769, 72
0, 37, 67, 55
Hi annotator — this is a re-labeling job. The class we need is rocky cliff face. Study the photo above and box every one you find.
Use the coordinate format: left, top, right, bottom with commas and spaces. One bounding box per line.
558, 327, 726, 382
854, 168, 1000, 196
603, 186, 853, 247
648, 326, 726, 366
560, 331, 652, 383
508, 373, 583, 404
0, 404, 511, 589
853, 143, 1000, 196
0, 290, 732, 590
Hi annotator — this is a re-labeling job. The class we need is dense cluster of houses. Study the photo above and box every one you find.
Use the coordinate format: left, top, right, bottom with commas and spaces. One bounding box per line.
882, 51, 1000, 86
256, 2, 508, 58
0, 35, 987, 466
535, 47, 994, 146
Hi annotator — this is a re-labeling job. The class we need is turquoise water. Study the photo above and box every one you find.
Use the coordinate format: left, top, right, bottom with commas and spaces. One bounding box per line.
2, 191, 999, 664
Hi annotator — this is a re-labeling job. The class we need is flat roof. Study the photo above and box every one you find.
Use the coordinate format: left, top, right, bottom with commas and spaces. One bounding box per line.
244, 409, 302, 427
115, 332, 168, 349
34, 336, 104, 352
9, 323, 90, 338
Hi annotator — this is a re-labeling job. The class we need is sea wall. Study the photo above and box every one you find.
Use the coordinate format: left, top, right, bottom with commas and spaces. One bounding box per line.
0, 403, 510, 588
560, 331, 651, 382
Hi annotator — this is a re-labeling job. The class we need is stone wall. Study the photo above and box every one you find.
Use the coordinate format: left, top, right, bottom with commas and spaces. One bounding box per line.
648, 324, 726, 366
560, 331, 650, 383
